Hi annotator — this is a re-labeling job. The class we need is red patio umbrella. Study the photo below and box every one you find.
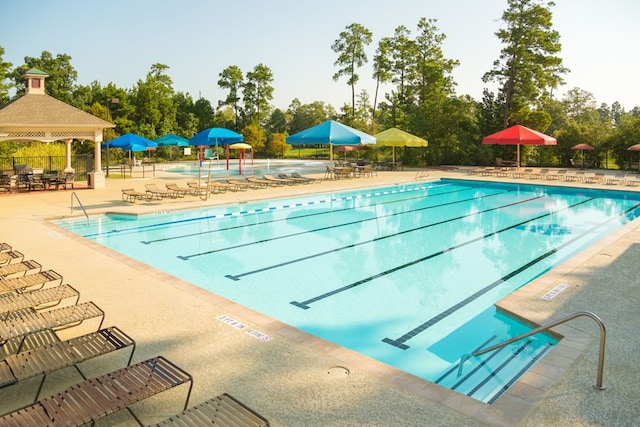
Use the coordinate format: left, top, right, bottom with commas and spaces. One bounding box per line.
334, 144, 370, 160
482, 125, 557, 168
571, 143, 594, 168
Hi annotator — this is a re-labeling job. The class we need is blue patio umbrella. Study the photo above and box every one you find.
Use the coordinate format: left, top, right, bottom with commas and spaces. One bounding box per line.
286, 120, 376, 167
102, 133, 157, 161
155, 133, 189, 147
188, 128, 244, 169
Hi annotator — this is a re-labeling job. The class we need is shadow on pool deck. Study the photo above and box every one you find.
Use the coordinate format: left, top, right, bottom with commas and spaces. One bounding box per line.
0, 166, 639, 425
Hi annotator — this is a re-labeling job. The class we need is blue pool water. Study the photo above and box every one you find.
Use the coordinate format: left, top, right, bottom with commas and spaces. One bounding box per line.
54, 179, 640, 402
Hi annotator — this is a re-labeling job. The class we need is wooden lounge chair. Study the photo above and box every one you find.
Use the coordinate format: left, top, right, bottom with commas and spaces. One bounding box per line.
166, 183, 192, 197
153, 393, 270, 427
0, 301, 105, 347
0, 326, 136, 402
210, 181, 236, 193
146, 183, 176, 199
187, 181, 208, 194
122, 188, 147, 203
0, 284, 80, 318
0, 356, 192, 426
264, 174, 294, 185
246, 176, 275, 188
0, 250, 24, 266
0, 243, 11, 253
0, 270, 63, 294
0, 259, 41, 278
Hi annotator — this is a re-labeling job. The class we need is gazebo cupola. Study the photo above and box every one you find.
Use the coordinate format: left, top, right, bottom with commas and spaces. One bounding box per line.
24, 67, 49, 95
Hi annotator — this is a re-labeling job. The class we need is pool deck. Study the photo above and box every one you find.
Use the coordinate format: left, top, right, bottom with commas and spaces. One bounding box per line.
1, 165, 639, 426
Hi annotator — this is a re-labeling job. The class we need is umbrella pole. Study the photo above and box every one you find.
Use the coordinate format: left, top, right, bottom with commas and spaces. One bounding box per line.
330, 143, 334, 170
517, 144, 520, 168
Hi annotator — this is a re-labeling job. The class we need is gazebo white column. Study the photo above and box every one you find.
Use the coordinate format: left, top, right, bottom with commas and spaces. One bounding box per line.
63, 139, 74, 173
87, 131, 105, 188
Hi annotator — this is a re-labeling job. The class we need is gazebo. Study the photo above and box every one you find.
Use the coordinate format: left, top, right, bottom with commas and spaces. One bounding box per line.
0, 68, 114, 188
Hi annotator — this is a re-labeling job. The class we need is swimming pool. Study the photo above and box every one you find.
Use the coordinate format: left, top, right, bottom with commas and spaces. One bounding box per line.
54, 179, 640, 403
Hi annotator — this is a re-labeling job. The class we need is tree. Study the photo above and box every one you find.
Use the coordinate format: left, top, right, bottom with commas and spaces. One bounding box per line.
9, 51, 78, 103
0, 46, 12, 104
483, 0, 568, 129
331, 23, 372, 118
242, 64, 274, 126
129, 63, 177, 138
218, 65, 244, 129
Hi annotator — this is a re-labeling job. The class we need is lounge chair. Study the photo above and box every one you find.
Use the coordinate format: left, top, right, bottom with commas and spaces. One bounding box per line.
264, 174, 294, 185
0, 326, 136, 402
246, 176, 275, 188
278, 173, 309, 184
0, 356, 192, 426
0, 301, 105, 347
153, 393, 270, 426
0, 284, 80, 318
145, 183, 176, 200
0, 243, 11, 253
0, 259, 41, 278
166, 183, 192, 197
122, 188, 147, 203
0, 269, 63, 294
291, 172, 318, 183
210, 181, 236, 193
0, 250, 24, 266
226, 178, 253, 191
187, 181, 208, 194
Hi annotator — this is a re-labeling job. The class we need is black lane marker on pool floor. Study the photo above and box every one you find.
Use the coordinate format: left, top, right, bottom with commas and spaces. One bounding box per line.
381, 201, 640, 350
226, 193, 538, 281
181, 188, 497, 261
288, 196, 584, 309
141, 185, 470, 245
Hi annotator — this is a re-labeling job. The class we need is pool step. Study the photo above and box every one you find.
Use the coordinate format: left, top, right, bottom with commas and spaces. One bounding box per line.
434, 338, 554, 404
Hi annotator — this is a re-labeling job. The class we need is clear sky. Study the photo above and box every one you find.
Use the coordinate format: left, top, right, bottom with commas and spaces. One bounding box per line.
2, 0, 638, 111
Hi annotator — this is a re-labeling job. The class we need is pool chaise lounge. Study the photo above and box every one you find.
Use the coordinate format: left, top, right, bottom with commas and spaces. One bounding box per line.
122, 188, 147, 203
0, 259, 41, 278
145, 183, 177, 200
0, 250, 24, 266
0, 270, 63, 294
278, 173, 310, 184
263, 174, 294, 185
0, 243, 11, 253
246, 176, 276, 188
153, 393, 270, 427
291, 172, 318, 183
0, 284, 80, 317
0, 356, 192, 426
0, 325, 136, 401
165, 182, 193, 197
0, 301, 105, 346
226, 178, 254, 191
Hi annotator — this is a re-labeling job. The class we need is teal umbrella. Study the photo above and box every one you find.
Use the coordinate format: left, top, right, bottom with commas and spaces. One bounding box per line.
155, 133, 189, 146
286, 120, 376, 167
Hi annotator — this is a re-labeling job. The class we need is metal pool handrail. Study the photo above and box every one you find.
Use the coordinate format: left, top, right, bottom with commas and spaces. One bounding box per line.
457, 311, 606, 390
70, 191, 89, 223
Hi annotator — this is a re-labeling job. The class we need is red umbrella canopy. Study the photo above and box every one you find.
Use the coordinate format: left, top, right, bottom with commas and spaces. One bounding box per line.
572, 143, 594, 150
627, 144, 640, 151
482, 125, 556, 167
333, 145, 370, 152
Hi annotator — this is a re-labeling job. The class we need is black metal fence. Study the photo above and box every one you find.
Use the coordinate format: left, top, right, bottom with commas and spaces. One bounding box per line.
0, 155, 92, 181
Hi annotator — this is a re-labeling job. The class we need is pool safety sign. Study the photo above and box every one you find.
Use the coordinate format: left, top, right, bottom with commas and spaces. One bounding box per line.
217, 315, 272, 342
541, 283, 569, 300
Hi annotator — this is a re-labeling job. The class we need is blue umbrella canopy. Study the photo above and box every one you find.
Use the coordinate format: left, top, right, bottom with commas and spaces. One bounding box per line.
103, 133, 158, 150
188, 127, 244, 146
155, 133, 189, 146
286, 120, 376, 146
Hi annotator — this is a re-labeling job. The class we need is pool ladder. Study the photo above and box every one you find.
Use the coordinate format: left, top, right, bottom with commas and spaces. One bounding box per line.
70, 192, 89, 222
457, 311, 606, 390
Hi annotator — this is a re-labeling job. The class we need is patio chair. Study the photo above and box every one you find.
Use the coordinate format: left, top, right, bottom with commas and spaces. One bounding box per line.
59, 172, 74, 189
264, 174, 295, 185
0, 301, 104, 350
0, 175, 11, 193
0, 269, 63, 294
0, 284, 80, 318
0, 325, 136, 402
122, 188, 147, 203
165, 182, 192, 197
27, 174, 45, 191
0, 259, 41, 278
0, 356, 192, 426
153, 393, 270, 427
146, 183, 176, 200
0, 250, 25, 266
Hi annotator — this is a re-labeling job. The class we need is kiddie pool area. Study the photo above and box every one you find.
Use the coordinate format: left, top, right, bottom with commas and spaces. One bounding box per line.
53, 178, 640, 405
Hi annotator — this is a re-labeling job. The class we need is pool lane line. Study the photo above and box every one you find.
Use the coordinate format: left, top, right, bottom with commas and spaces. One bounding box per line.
82, 183, 442, 239
381, 201, 640, 350
227, 193, 545, 282
181, 189, 504, 261
288, 197, 589, 310
141, 186, 473, 245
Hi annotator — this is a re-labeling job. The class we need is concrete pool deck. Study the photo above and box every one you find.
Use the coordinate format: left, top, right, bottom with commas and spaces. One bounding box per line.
0, 165, 638, 426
